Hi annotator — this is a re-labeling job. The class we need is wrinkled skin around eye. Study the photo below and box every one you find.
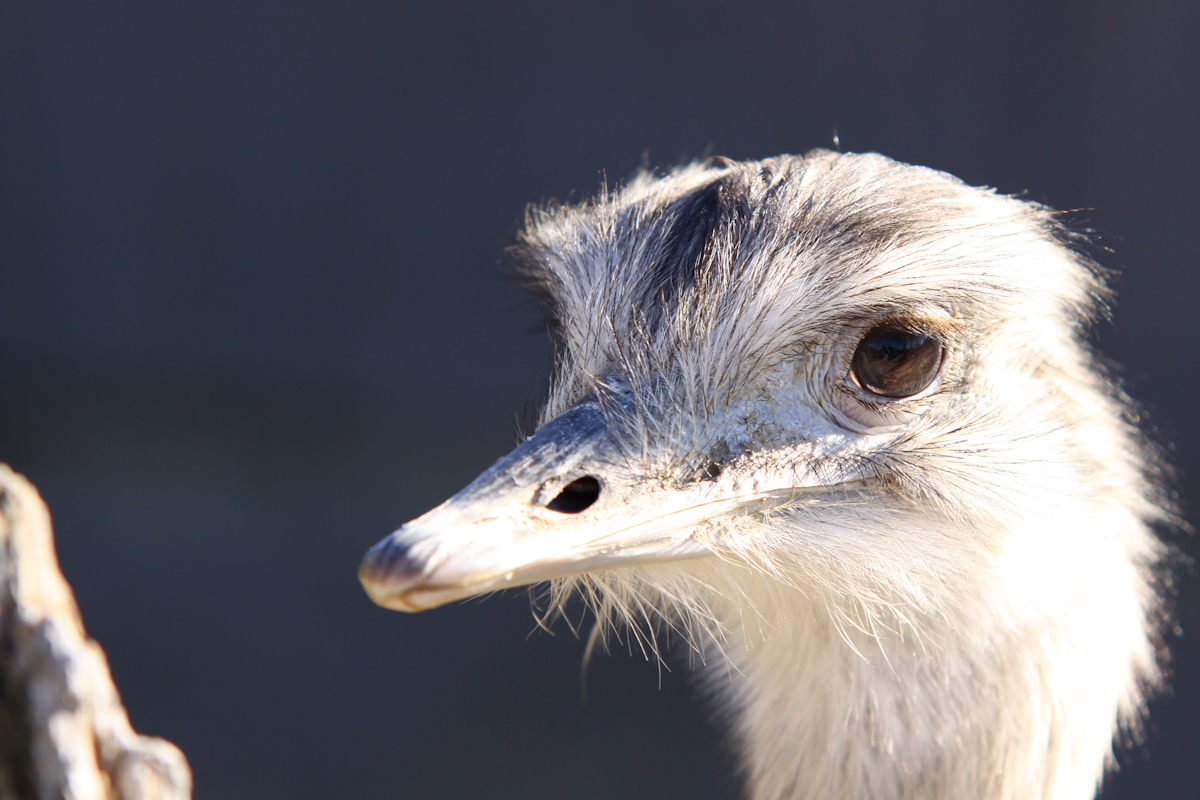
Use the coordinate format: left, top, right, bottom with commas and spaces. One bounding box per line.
833, 325, 947, 434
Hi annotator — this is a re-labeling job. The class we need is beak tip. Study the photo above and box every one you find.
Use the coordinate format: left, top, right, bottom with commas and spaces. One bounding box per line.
359, 535, 428, 612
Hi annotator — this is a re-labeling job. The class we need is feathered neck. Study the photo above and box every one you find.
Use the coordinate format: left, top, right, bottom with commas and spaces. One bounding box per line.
564, 496, 1161, 800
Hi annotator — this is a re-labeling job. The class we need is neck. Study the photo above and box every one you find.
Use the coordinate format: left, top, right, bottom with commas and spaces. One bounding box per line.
668, 513, 1159, 800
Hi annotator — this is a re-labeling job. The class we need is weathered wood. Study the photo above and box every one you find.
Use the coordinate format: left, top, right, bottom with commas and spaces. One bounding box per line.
0, 465, 191, 800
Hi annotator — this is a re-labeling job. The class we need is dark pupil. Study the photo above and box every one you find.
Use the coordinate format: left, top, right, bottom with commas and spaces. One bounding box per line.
851, 326, 943, 398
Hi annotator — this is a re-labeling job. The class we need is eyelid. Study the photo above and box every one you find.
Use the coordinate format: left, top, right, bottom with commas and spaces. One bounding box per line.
863, 310, 961, 340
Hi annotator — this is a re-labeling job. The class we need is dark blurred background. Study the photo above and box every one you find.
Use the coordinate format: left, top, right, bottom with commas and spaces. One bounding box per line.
1, 2, 1197, 798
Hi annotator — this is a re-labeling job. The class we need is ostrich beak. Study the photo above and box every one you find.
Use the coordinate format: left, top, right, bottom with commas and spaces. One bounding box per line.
359, 402, 733, 612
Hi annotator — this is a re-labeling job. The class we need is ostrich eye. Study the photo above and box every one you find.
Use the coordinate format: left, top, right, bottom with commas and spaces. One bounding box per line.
851, 325, 944, 399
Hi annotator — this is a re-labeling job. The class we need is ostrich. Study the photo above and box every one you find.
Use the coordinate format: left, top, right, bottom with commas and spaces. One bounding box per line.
359, 151, 1170, 800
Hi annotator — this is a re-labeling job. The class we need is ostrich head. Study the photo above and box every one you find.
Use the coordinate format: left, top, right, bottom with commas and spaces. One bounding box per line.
360, 151, 1168, 800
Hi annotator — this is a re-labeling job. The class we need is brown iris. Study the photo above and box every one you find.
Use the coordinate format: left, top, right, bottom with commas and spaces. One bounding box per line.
851, 325, 944, 399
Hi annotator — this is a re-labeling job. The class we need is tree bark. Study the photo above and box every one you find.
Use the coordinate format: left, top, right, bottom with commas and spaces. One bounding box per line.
0, 465, 192, 800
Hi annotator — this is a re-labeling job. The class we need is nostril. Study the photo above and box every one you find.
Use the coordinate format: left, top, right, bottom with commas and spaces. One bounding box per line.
546, 476, 601, 514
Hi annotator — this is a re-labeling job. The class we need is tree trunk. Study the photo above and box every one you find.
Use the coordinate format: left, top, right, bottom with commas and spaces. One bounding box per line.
0, 465, 191, 800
